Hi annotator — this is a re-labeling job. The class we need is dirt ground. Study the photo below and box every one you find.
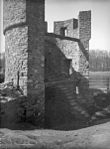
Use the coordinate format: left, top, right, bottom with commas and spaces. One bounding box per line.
1, 122, 110, 149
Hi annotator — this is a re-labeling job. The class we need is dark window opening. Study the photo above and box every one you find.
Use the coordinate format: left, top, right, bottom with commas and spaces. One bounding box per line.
73, 19, 78, 29
60, 27, 67, 36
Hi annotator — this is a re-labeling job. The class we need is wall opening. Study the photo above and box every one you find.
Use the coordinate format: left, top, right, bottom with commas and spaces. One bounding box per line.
73, 19, 78, 29
76, 86, 79, 94
60, 27, 67, 36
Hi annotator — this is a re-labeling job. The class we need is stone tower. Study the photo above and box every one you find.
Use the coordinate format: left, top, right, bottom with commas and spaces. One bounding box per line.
79, 11, 91, 50
3, 0, 45, 123
2, 0, 92, 129
78, 11, 91, 77
54, 10, 91, 78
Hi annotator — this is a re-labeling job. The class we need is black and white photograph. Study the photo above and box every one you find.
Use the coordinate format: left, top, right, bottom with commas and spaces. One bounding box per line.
0, 0, 110, 148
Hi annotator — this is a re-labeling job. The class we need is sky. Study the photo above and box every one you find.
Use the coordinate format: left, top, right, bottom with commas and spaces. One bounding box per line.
0, 0, 110, 53
0, 0, 4, 53
45, 0, 110, 51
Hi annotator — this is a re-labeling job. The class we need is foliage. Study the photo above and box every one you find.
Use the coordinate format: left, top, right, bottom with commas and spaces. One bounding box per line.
89, 50, 110, 71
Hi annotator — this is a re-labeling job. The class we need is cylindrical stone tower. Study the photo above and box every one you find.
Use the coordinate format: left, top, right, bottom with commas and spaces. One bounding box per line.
3, 0, 45, 126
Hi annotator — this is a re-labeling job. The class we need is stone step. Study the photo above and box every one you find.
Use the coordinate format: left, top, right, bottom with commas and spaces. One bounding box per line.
53, 88, 73, 92
53, 95, 73, 100
68, 100, 77, 104
57, 84, 74, 88
60, 89, 73, 92
53, 86, 74, 91
60, 88, 74, 92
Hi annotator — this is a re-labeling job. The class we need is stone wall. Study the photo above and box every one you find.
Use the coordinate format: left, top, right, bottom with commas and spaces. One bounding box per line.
4, 0, 45, 95
55, 37, 80, 73
3, 0, 26, 30
4, 27, 28, 95
26, 0, 45, 99
45, 31, 90, 88
3, 0, 45, 127
46, 33, 80, 73
44, 33, 90, 129
54, 18, 79, 73
53, 11, 91, 78
45, 36, 71, 82
45, 79, 90, 130
54, 19, 78, 38
3, 0, 27, 94
79, 11, 91, 43
78, 11, 91, 77
2, 0, 91, 129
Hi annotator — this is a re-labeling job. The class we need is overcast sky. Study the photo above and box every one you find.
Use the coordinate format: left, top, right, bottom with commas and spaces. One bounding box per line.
0, 0, 110, 52
45, 0, 110, 51
0, 0, 4, 53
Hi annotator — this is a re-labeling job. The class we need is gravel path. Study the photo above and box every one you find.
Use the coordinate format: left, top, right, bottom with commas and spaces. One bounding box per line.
1, 122, 110, 149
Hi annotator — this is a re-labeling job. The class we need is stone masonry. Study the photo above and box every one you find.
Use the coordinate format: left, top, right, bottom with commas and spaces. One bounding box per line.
2, 0, 91, 129
3, 0, 45, 126
54, 11, 91, 77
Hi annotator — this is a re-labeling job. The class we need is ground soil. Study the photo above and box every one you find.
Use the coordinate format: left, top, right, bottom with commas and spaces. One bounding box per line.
1, 121, 110, 149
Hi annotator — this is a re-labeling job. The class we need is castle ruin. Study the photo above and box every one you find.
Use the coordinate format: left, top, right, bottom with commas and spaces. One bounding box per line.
2, 0, 91, 129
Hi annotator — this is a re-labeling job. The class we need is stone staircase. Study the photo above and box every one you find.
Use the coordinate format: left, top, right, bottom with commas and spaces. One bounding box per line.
45, 79, 89, 129
45, 72, 62, 82
57, 81, 89, 119
45, 68, 69, 82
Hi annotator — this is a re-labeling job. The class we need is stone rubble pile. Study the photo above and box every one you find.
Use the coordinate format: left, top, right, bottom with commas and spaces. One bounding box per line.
0, 82, 23, 103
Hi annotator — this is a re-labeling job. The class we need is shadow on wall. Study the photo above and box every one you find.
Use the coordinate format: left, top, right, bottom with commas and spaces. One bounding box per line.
0, 53, 5, 83
1, 36, 110, 130
44, 36, 110, 130
44, 37, 100, 130
1, 79, 109, 130
78, 41, 89, 61
45, 83, 76, 130
45, 38, 71, 82
0, 72, 110, 130
45, 72, 110, 130
0, 92, 45, 130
